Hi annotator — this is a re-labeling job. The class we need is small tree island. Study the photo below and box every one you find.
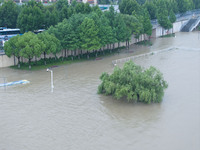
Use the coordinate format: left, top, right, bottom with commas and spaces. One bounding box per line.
98, 61, 168, 104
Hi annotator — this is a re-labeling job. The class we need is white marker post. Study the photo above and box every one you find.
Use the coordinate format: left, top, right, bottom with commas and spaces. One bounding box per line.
47, 68, 54, 92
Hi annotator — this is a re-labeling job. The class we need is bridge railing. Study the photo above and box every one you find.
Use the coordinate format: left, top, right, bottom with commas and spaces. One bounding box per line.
189, 16, 200, 31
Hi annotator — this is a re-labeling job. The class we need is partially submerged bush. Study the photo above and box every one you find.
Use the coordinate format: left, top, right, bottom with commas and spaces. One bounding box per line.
98, 61, 168, 103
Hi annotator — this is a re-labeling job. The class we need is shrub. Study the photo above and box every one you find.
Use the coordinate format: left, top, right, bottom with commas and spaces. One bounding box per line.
98, 61, 168, 103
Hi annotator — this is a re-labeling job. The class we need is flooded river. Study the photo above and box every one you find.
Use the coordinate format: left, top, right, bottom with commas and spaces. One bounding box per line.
0, 32, 200, 150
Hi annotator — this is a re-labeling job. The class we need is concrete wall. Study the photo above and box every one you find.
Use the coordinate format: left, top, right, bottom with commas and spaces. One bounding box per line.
0, 55, 14, 68
173, 20, 188, 33
151, 20, 188, 38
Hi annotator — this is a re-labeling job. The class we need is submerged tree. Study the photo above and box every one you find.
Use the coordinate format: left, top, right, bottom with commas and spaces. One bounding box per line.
37, 32, 61, 65
98, 61, 168, 103
4, 35, 21, 68
19, 32, 45, 69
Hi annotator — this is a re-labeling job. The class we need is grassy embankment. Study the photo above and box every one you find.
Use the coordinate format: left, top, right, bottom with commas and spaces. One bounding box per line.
160, 33, 175, 38
135, 40, 153, 46
10, 47, 125, 71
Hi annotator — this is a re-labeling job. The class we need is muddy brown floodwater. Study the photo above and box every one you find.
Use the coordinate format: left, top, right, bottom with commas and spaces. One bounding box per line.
0, 32, 200, 150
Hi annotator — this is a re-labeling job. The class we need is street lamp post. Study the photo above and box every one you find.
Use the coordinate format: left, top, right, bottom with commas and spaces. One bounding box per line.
47, 68, 54, 92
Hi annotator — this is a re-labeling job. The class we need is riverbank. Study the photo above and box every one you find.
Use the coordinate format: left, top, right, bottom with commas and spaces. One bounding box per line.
10, 47, 124, 70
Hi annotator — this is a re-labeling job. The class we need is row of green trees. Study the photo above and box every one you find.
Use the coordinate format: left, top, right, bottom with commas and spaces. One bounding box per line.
0, 0, 95, 31
1, 0, 197, 32
4, 4, 152, 69
120, 0, 200, 18
120, 0, 200, 19
4, 32, 61, 69
119, 0, 177, 33
47, 5, 152, 57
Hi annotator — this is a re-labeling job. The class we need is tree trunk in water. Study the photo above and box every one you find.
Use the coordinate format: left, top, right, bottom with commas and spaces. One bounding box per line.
71, 50, 74, 60
44, 52, 46, 65
93, 50, 95, 56
29, 58, 31, 70
87, 51, 89, 59
35, 57, 37, 65
17, 57, 20, 68
65, 50, 67, 58
128, 41, 130, 49
14, 56, 16, 66
118, 42, 120, 48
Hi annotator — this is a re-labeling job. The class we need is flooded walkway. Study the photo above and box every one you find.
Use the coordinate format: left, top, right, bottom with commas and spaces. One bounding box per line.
0, 32, 200, 150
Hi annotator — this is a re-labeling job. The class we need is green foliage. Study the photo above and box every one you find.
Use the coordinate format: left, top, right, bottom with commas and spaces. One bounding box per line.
131, 14, 143, 39
169, 9, 176, 24
18, 32, 45, 68
4, 35, 20, 58
18, 32, 43, 58
114, 14, 127, 44
79, 17, 101, 51
55, 0, 69, 10
143, 0, 157, 20
105, 6, 116, 28
17, 0, 45, 33
37, 32, 61, 64
141, 9, 152, 37
98, 14, 115, 46
0, 0, 19, 28
119, 0, 141, 15
157, 0, 172, 30
44, 8, 59, 29
98, 61, 168, 103
177, 0, 194, 13
122, 15, 137, 41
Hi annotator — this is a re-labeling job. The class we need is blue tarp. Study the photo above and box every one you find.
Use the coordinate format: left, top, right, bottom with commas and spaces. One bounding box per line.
0, 80, 30, 87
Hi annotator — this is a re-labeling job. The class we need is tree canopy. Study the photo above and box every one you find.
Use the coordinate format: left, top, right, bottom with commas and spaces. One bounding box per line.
17, 0, 45, 33
98, 61, 168, 103
0, 0, 19, 28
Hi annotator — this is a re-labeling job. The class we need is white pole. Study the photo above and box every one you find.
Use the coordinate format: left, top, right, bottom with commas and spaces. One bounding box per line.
47, 68, 54, 92
51, 70, 54, 92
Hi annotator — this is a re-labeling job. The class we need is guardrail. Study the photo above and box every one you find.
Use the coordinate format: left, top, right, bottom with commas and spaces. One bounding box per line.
189, 16, 200, 31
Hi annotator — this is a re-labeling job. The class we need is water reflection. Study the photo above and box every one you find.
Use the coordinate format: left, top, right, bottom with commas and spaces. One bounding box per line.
100, 94, 162, 127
